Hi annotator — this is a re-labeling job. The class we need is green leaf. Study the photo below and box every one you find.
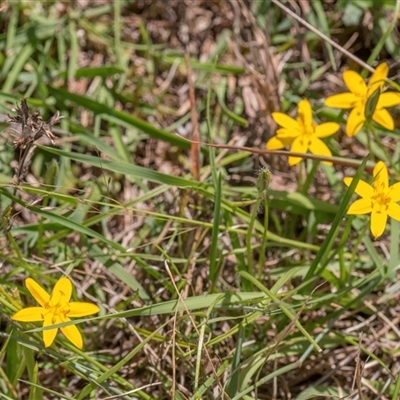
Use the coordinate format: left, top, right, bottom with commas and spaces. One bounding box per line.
304, 157, 369, 280
48, 87, 194, 149
295, 385, 349, 400
56, 66, 124, 79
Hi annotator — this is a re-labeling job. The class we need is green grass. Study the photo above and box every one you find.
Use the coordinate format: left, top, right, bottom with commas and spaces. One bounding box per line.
1, 1, 400, 399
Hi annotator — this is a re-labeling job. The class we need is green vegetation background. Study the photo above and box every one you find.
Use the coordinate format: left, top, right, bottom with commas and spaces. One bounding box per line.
1, 1, 400, 399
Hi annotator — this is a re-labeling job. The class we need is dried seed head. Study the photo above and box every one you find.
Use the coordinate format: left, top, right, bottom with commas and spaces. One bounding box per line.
6, 99, 62, 148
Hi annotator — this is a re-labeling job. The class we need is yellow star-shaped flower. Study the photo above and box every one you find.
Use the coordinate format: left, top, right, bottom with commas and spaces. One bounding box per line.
266, 99, 339, 166
12, 277, 99, 348
344, 161, 400, 238
325, 63, 400, 137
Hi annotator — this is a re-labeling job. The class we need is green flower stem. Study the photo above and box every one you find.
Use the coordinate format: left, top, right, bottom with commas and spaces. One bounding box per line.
301, 159, 319, 195
258, 195, 269, 282
231, 199, 257, 207
339, 249, 346, 283
368, 121, 396, 171
349, 218, 369, 275
392, 367, 400, 400
297, 160, 305, 191
245, 197, 262, 291
388, 218, 399, 281
339, 216, 354, 282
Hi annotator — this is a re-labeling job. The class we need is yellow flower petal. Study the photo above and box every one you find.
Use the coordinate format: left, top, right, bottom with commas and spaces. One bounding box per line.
387, 202, 400, 222
347, 198, 373, 215
60, 316, 83, 349
343, 177, 353, 187
344, 177, 374, 198
370, 63, 388, 82
43, 314, 59, 348
25, 278, 50, 307
343, 70, 367, 97
388, 182, 400, 202
68, 302, 100, 318
370, 210, 387, 238
372, 108, 394, 130
368, 63, 388, 95
288, 136, 308, 166
51, 277, 72, 305
346, 105, 365, 137
288, 156, 302, 166
377, 92, 400, 108
324, 92, 359, 109
314, 122, 340, 138
308, 138, 332, 165
373, 161, 388, 192
266, 136, 285, 150
11, 307, 45, 322
290, 136, 308, 153
297, 99, 313, 127
275, 128, 299, 140
272, 112, 300, 131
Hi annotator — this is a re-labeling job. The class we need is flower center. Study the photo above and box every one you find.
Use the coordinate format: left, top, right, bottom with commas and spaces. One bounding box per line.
298, 120, 316, 145
371, 189, 391, 213
42, 297, 70, 322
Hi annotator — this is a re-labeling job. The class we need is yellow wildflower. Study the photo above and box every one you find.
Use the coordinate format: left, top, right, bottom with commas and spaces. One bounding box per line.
324, 63, 400, 137
12, 277, 99, 349
344, 161, 400, 238
266, 99, 339, 166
